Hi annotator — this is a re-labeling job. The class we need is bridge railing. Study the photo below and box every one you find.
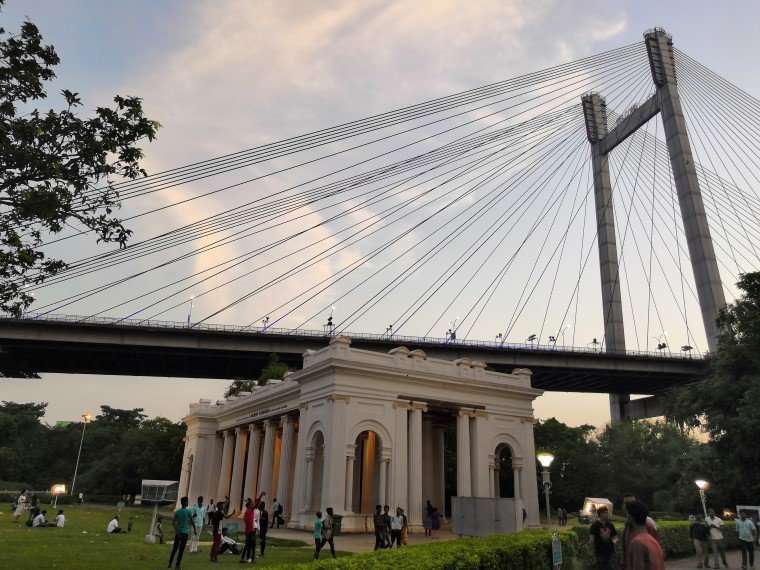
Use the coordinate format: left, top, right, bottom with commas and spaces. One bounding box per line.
6, 313, 705, 360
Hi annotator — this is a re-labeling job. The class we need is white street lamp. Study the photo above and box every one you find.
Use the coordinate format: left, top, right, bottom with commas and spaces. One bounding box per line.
537, 452, 555, 523
695, 479, 709, 518
186, 295, 195, 326
70, 412, 93, 496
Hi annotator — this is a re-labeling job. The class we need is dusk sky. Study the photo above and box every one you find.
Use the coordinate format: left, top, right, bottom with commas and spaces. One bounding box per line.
3, 1, 760, 428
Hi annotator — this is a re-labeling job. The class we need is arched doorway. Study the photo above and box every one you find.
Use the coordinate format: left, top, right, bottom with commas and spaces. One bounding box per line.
352, 430, 383, 514
495, 443, 515, 498
309, 431, 325, 511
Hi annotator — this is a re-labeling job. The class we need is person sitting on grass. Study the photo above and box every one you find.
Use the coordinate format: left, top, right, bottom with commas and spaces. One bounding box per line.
54, 509, 65, 528
219, 528, 241, 555
32, 509, 55, 527
107, 515, 122, 534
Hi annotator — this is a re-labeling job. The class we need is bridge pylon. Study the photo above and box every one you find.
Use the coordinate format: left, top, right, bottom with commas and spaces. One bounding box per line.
581, 28, 726, 421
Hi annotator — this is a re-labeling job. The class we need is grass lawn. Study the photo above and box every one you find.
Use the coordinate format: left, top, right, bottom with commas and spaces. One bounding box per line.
0, 503, 349, 569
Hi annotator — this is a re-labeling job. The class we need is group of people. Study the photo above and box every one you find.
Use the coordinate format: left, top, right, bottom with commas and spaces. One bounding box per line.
371, 504, 410, 549
165, 492, 275, 568
556, 506, 569, 526
690, 509, 759, 570
588, 494, 664, 570
12, 489, 66, 529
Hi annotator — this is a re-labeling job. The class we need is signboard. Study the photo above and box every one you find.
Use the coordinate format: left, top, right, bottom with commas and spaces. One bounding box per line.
552, 532, 563, 568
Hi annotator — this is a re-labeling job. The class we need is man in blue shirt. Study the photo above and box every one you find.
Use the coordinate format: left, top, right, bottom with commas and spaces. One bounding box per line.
737, 511, 757, 570
168, 496, 193, 569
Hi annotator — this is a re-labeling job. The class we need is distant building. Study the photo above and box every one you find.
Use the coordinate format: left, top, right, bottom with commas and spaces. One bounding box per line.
179, 336, 542, 532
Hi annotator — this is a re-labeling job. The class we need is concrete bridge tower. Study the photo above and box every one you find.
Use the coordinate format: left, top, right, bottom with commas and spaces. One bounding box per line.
582, 28, 726, 421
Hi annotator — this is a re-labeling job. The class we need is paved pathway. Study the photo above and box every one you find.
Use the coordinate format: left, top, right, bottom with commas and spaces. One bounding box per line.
268, 527, 459, 553
666, 549, 746, 569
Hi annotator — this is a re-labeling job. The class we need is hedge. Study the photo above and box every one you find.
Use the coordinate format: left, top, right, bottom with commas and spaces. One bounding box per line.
273, 520, 737, 570
574, 520, 737, 561
278, 530, 586, 570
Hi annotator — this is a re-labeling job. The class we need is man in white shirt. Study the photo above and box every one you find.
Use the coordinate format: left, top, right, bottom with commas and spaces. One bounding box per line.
706, 509, 728, 569
107, 515, 122, 534
32, 510, 47, 527
54, 510, 65, 528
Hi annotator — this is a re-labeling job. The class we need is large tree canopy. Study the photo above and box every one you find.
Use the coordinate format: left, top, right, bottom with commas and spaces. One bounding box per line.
667, 271, 760, 502
0, 1, 159, 315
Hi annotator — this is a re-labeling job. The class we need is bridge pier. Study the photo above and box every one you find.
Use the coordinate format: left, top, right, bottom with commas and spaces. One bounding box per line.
581, 29, 726, 421
581, 93, 629, 422
644, 28, 726, 353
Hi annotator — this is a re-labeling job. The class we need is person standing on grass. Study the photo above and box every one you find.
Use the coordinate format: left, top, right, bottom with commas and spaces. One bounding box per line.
313, 511, 324, 559
624, 501, 664, 570
589, 505, 617, 570
319, 507, 337, 558
383, 505, 392, 547
737, 511, 757, 570
706, 508, 728, 569
189, 496, 206, 553
390, 507, 404, 547
209, 500, 225, 562
240, 498, 257, 564
258, 501, 269, 558
167, 496, 193, 570
373, 505, 385, 550
400, 507, 409, 545
423, 499, 433, 537
689, 514, 710, 569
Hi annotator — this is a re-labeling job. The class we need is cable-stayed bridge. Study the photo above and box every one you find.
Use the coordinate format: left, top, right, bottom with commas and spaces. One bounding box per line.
5, 29, 759, 420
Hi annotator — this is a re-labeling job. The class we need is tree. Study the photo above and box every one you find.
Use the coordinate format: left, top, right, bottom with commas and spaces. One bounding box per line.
0, 1, 159, 315
225, 353, 289, 397
667, 271, 760, 504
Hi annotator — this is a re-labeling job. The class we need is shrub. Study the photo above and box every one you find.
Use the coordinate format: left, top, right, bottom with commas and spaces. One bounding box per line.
276, 530, 584, 570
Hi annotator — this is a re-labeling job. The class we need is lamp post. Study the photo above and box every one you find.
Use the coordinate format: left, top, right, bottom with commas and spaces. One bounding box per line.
537, 452, 555, 523
186, 295, 195, 326
71, 412, 93, 496
695, 479, 709, 518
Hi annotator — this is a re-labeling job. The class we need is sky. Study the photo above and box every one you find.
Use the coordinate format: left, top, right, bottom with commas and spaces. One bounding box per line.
2, 0, 760, 427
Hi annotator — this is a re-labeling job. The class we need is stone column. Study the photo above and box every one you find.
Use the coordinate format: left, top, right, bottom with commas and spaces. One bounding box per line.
471, 411, 490, 497
216, 430, 234, 501
228, 426, 247, 513
456, 410, 472, 497
408, 402, 426, 527
258, 419, 277, 498
494, 466, 501, 498
421, 418, 434, 506
344, 446, 356, 512
391, 401, 410, 510
302, 447, 314, 512
288, 405, 308, 525
488, 457, 495, 498
322, 395, 349, 513
243, 424, 262, 501
276, 415, 296, 517
433, 426, 446, 513
379, 457, 389, 506
513, 461, 523, 529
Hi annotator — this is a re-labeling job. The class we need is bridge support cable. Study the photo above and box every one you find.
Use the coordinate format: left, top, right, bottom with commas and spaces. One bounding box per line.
30, 58, 647, 291
257, 120, 588, 333
40, 111, 573, 317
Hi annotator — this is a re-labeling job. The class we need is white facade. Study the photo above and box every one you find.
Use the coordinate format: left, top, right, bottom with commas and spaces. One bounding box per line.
178, 336, 542, 532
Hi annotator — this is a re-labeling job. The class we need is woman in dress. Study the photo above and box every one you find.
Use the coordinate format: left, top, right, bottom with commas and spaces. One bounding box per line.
423, 500, 434, 537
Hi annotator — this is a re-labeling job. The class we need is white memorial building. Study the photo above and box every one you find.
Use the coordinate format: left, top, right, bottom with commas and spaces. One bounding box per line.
178, 336, 542, 532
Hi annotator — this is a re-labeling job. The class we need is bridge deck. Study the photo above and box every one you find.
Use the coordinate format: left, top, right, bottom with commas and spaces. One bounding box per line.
0, 316, 708, 394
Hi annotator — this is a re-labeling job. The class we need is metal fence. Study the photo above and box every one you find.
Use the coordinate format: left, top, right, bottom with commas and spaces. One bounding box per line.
5, 312, 706, 360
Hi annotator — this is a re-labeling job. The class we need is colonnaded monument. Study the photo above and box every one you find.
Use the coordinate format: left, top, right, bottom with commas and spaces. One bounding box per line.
178, 336, 542, 532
